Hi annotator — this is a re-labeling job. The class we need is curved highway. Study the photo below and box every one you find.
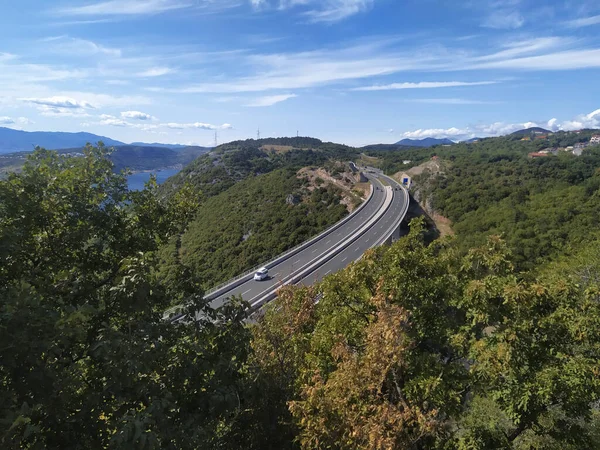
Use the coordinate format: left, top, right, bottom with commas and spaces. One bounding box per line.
298, 173, 407, 287
208, 174, 388, 309
206, 171, 409, 311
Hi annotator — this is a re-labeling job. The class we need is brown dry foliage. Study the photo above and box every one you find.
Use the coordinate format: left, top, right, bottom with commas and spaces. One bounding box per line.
289, 289, 440, 449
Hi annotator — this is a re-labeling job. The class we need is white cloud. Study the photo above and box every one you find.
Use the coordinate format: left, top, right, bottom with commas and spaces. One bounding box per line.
100, 116, 129, 127
399, 108, 600, 141
408, 98, 498, 105
44, 36, 122, 57
469, 48, 600, 70
20, 96, 96, 117
245, 93, 297, 107
402, 127, 468, 139
21, 96, 95, 109
567, 14, 600, 28
56, 0, 193, 16
353, 80, 498, 91
17, 117, 33, 125
121, 110, 156, 120
482, 10, 524, 29
303, 0, 374, 23
165, 122, 233, 130
138, 67, 173, 77
150, 36, 600, 95
255, 0, 373, 22
0, 116, 33, 128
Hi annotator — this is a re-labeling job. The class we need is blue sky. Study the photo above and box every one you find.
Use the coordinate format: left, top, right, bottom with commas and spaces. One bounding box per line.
1, 0, 600, 146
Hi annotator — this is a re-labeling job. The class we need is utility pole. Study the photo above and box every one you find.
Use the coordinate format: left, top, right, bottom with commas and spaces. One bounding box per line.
257, 128, 261, 140
214, 131, 218, 147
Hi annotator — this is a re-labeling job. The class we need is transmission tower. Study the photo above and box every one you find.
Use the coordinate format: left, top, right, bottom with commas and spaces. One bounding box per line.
257, 128, 261, 140
214, 131, 218, 147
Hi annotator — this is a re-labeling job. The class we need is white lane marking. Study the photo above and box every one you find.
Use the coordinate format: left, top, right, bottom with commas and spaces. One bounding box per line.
294, 259, 301, 265
324, 270, 332, 275
242, 289, 252, 296
366, 239, 370, 243
355, 247, 360, 251
274, 273, 280, 277
312, 248, 318, 253
326, 240, 331, 245
341, 257, 348, 262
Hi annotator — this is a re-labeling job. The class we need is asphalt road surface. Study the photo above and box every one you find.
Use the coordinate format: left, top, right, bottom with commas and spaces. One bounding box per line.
209, 174, 387, 309
298, 175, 406, 287
209, 172, 407, 309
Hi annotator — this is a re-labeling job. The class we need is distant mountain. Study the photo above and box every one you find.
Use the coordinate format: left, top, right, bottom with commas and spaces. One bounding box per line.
130, 142, 192, 150
510, 127, 552, 137
360, 144, 415, 152
0, 127, 124, 154
0, 144, 212, 175
394, 137, 455, 147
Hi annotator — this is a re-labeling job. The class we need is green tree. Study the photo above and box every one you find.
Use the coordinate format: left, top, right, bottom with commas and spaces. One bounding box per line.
0, 145, 252, 449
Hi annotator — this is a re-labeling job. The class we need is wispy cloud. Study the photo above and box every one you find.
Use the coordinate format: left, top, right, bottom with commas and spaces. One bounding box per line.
121, 110, 157, 120
245, 93, 297, 106
408, 98, 499, 105
165, 122, 233, 130
469, 48, 600, 70
352, 80, 498, 91
99, 114, 129, 127
138, 67, 174, 77
43, 36, 122, 57
255, 0, 374, 23
482, 10, 524, 29
21, 96, 95, 109
399, 108, 600, 140
0, 116, 32, 128
566, 14, 600, 28
303, 0, 374, 23
56, 0, 193, 16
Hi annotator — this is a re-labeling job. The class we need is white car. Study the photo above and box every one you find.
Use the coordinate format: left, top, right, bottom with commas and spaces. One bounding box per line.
253, 267, 269, 281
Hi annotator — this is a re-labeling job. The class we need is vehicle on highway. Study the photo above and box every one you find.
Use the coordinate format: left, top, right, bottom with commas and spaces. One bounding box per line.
253, 267, 269, 281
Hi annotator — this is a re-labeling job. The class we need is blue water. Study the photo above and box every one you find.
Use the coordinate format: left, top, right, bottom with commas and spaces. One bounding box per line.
127, 168, 180, 191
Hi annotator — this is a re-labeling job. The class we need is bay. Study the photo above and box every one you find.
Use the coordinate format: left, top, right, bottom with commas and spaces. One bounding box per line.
127, 168, 180, 191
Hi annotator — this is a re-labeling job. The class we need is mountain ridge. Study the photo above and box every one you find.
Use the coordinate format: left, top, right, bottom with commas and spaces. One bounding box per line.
0, 127, 125, 153
394, 137, 455, 147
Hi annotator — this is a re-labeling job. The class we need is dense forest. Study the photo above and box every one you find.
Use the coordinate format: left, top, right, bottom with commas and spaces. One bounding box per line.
161, 137, 358, 199
159, 168, 349, 290
157, 137, 361, 289
2, 136, 600, 449
371, 133, 600, 271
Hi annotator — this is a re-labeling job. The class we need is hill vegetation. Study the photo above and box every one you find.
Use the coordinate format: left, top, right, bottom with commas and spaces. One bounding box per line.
0, 144, 210, 175
159, 167, 350, 290
161, 137, 358, 198
3, 136, 600, 448
395, 137, 455, 147
0, 127, 124, 153
373, 133, 600, 271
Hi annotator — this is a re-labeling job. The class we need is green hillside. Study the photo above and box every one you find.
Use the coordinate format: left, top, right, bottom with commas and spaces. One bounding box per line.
4, 139, 600, 448
159, 168, 348, 289
366, 131, 600, 271
161, 137, 358, 198
0, 144, 211, 176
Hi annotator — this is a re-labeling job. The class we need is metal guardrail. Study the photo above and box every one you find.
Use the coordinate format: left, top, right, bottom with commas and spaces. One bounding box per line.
372, 175, 410, 247
202, 182, 375, 299
247, 184, 395, 313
